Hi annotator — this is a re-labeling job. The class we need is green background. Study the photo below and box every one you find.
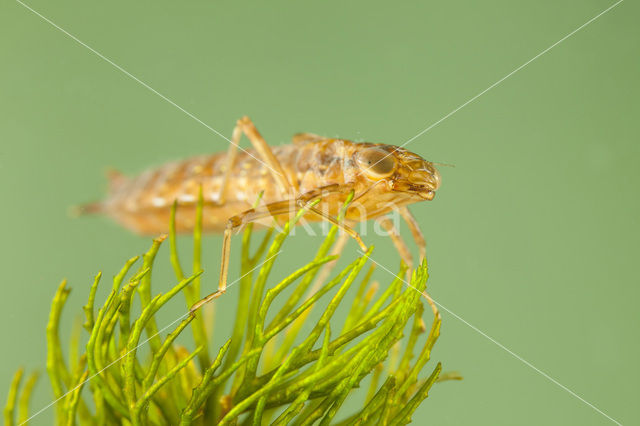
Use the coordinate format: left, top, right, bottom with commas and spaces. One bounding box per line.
1, 0, 638, 424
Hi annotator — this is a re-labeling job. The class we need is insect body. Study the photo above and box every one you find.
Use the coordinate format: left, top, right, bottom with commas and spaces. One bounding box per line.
85, 117, 441, 311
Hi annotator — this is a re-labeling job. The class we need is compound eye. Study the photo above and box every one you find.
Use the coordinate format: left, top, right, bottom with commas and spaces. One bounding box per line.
356, 148, 397, 179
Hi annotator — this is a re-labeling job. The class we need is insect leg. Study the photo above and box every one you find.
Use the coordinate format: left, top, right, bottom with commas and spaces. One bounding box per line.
218, 116, 297, 204
190, 184, 366, 313
236, 116, 299, 196
376, 215, 414, 270
397, 206, 427, 261
189, 199, 303, 313
378, 211, 439, 319
216, 124, 242, 205
295, 183, 367, 251
302, 204, 367, 252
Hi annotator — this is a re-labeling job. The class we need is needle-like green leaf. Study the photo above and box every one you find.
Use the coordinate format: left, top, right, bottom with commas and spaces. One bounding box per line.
10, 195, 448, 425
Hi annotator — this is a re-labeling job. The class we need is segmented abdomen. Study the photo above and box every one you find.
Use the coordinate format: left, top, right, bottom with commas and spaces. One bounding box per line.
98, 141, 351, 234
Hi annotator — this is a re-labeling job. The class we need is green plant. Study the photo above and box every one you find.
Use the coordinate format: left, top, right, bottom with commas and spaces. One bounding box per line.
5, 195, 447, 425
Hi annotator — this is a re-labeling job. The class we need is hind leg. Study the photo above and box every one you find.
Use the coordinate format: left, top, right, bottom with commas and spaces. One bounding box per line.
235, 116, 298, 196
217, 116, 296, 204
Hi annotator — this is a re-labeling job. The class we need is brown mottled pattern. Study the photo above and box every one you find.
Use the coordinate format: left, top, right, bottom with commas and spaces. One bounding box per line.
97, 138, 440, 234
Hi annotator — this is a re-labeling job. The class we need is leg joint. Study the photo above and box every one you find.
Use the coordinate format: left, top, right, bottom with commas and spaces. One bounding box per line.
227, 216, 244, 229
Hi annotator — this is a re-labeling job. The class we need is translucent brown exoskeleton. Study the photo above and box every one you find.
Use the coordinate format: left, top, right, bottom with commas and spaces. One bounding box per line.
83, 117, 441, 312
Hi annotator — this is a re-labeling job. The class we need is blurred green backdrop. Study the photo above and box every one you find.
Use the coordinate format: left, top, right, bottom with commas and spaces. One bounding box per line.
1, 0, 638, 424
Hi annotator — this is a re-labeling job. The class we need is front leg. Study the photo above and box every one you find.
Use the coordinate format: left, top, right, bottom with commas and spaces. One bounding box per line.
397, 206, 427, 261
376, 215, 414, 271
